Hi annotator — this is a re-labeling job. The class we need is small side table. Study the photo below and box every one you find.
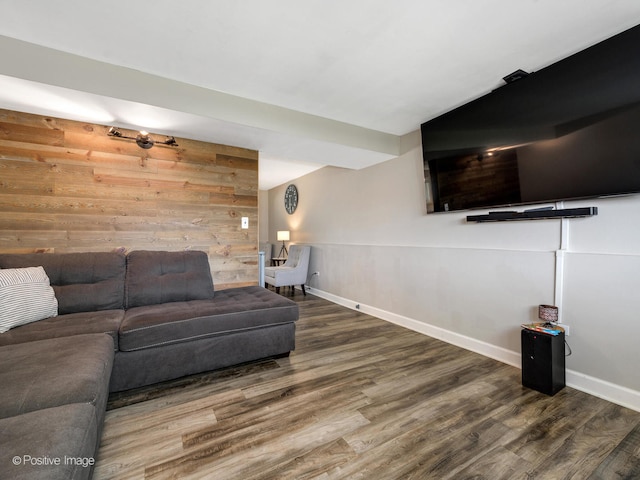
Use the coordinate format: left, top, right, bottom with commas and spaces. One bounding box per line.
271, 257, 287, 266
521, 324, 565, 396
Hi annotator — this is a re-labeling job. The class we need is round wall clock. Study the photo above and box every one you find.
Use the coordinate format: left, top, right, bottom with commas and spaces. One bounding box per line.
284, 184, 298, 214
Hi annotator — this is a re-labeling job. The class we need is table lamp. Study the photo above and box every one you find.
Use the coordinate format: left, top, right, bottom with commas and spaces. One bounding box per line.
538, 304, 558, 327
277, 230, 290, 258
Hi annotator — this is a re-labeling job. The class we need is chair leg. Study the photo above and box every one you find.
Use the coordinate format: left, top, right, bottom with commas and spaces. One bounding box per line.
301, 284, 306, 296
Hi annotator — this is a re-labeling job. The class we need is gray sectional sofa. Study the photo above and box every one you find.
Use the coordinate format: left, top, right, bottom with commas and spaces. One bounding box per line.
0, 250, 298, 480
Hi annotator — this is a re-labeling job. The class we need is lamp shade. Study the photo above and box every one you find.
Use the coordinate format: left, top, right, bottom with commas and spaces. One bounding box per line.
538, 304, 558, 323
277, 230, 290, 241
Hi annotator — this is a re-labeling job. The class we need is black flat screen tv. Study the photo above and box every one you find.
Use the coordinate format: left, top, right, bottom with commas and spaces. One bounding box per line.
422, 24, 640, 213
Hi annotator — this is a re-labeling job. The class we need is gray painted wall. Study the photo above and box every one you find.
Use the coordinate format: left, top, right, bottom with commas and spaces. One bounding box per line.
264, 143, 640, 410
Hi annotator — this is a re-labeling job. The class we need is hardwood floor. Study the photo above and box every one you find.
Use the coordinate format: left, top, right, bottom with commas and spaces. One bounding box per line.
95, 294, 640, 479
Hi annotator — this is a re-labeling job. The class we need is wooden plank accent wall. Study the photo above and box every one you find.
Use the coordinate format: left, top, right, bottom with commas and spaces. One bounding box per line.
0, 109, 259, 289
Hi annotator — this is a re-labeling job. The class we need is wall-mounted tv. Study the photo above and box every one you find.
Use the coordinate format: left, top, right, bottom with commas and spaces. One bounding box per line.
422, 24, 640, 213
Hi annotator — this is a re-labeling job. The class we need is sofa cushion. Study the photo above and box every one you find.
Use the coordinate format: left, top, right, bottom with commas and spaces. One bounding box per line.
0, 403, 98, 480
0, 334, 114, 419
0, 252, 126, 314
125, 250, 215, 308
0, 310, 124, 351
0, 266, 58, 333
119, 286, 298, 351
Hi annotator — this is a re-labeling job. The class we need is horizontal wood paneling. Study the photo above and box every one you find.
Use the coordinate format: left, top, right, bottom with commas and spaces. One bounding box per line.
0, 109, 259, 288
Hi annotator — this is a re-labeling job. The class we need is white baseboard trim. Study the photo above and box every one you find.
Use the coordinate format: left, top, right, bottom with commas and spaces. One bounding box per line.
565, 371, 640, 413
304, 286, 640, 413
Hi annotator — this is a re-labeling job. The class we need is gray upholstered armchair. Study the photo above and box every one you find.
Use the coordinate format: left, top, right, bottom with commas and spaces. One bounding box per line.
258, 242, 273, 268
264, 245, 310, 295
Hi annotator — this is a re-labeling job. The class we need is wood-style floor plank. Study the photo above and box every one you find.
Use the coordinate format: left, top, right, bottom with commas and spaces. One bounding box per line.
94, 294, 640, 479
588, 423, 640, 479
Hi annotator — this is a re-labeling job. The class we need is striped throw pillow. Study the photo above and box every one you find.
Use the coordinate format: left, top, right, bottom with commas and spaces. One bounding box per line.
0, 266, 58, 333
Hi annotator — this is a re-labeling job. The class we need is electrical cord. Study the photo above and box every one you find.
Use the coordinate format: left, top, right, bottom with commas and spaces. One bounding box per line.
565, 339, 572, 356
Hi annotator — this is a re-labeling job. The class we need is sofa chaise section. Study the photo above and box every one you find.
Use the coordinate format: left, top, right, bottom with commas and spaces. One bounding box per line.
0, 334, 114, 420
0, 403, 100, 480
0, 334, 114, 480
119, 286, 300, 351
110, 250, 299, 391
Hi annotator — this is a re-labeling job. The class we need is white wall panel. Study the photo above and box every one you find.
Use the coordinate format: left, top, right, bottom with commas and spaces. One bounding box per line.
306, 243, 555, 353
563, 252, 640, 391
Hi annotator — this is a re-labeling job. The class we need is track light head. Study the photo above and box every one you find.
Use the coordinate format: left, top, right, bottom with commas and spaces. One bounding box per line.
108, 126, 123, 137
135, 131, 154, 149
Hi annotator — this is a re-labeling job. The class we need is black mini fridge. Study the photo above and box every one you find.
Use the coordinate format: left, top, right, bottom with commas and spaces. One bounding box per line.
521, 327, 565, 396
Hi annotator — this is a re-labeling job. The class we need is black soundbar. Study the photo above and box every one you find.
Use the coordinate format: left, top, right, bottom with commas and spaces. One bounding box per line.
466, 207, 598, 223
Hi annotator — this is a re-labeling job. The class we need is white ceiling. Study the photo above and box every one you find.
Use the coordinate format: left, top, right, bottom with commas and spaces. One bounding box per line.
1, 1, 639, 189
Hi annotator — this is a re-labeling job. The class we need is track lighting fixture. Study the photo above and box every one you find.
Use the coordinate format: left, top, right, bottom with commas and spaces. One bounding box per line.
107, 127, 179, 149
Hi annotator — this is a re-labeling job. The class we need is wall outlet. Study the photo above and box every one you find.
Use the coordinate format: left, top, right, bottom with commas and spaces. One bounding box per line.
557, 323, 570, 336
241, 217, 249, 229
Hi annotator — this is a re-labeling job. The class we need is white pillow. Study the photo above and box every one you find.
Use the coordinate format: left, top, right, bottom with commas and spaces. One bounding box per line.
0, 266, 58, 333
